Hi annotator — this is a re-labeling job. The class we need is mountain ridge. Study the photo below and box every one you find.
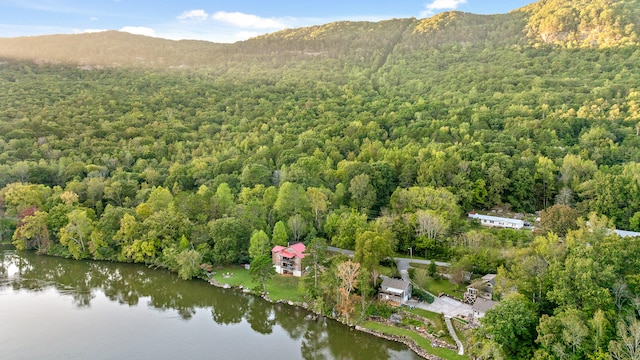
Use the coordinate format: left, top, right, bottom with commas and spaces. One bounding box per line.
0, 0, 636, 69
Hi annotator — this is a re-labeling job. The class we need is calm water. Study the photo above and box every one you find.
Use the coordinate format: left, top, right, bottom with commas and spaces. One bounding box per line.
0, 247, 419, 360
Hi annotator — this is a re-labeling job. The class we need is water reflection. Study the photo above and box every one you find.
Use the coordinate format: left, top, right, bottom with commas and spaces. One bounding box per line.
0, 247, 420, 360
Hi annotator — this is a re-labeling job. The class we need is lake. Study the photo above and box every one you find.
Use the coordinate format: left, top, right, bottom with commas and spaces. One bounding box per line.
0, 246, 420, 360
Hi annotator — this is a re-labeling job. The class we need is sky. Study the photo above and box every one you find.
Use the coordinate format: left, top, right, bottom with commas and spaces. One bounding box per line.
0, 0, 534, 43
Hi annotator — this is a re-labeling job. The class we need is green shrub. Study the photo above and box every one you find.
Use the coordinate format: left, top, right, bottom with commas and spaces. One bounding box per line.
366, 302, 397, 318
412, 287, 435, 303
407, 267, 416, 279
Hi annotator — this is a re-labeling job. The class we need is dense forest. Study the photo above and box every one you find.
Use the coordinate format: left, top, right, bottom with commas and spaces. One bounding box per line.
2, 0, 640, 358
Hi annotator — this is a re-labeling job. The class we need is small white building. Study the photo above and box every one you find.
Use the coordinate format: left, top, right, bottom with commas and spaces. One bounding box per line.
468, 213, 524, 230
379, 277, 412, 304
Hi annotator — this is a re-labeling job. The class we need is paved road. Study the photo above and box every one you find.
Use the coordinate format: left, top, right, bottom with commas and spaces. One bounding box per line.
327, 246, 354, 256
328, 246, 467, 355
327, 246, 450, 269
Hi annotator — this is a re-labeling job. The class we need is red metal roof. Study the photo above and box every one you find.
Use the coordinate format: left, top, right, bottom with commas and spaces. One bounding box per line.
271, 243, 306, 259
280, 251, 295, 258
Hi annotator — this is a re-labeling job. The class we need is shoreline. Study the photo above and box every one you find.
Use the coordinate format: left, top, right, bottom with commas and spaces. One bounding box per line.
208, 276, 447, 360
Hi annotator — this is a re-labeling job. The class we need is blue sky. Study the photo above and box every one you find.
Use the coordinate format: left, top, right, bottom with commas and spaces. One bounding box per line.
0, 0, 534, 43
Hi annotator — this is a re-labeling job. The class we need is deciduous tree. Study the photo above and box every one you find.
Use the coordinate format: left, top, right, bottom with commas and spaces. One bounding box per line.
335, 259, 360, 323
538, 203, 579, 237
12, 209, 50, 253
478, 293, 538, 359
250, 255, 276, 295
272, 220, 288, 246
60, 209, 94, 259
302, 237, 328, 294
248, 230, 271, 260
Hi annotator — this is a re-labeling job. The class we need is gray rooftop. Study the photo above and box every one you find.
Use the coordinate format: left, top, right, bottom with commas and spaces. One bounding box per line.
613, 229, 640, 238
381, 277, 411, 291
468, 213, 524, 225
473, 298, 498, 313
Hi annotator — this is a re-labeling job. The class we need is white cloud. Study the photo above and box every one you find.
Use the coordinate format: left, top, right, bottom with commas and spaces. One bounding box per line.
177, 9, 209, 22
211, 11, 286, 29
234, 31, 261, 40
120, 26, 156, 37
420, 0, 467, 17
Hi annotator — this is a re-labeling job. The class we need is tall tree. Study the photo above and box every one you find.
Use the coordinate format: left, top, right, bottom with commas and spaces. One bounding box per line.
414, 209, 449, 240
0, 183, 51, 216
535, 156, 557, 209
272, 220, 289, 246
175, 248, 203, 280
538, 204, 579, 237
208, 217, 251, 265
355, 230, 393, 286
59, 209, 94, 259
306, 187, 329, 231
302, 237, 328, 295
213, 182, 235, 218
478, 293, 538, 359
349, 173, 376, 213
287, 214, 307, 243
250, 255, 276, 295
335, 259, 360, 323
329, 210, 368, 250
248, 230, 271, 260
609, 317, 640, 360
12, 209, 50, 253
273, 182, 309, 222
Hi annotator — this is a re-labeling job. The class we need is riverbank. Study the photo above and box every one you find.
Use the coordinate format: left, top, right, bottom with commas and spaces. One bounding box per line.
208, 266, 468, 360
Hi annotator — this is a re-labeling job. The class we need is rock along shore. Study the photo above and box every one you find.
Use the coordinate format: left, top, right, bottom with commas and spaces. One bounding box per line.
208, 277, 444, 360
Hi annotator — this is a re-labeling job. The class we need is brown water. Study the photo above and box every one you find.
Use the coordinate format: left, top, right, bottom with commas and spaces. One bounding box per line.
0, 247, 420, 360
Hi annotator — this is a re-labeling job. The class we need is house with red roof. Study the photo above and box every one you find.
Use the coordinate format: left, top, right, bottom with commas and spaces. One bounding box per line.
271, 243, 306, 277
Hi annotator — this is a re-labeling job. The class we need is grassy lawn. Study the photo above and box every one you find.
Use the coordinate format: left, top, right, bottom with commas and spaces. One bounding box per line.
211, 265, 304, 302
212, 266, 256, 287
405, 308, 455, 345
407, 263, 465, 298
361, 321, 468, 360
267, 275, 305, 302
422, 277, 465, 298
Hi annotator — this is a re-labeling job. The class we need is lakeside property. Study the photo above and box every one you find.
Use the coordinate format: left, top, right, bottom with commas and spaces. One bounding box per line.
210, 261, 469, 360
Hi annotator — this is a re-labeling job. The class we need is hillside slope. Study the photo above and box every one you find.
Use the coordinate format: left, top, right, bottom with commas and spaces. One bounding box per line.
0, 0, 636, 69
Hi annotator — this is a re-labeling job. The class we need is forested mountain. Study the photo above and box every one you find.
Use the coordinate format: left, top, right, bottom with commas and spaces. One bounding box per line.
2, 0, 640, 358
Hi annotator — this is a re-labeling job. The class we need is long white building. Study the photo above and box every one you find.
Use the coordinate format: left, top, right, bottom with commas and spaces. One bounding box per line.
468, 213, 525, 230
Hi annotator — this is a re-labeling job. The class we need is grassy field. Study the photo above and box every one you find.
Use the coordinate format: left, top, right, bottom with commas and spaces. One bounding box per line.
361, 321, 468, 360
211, 265, 305, 302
